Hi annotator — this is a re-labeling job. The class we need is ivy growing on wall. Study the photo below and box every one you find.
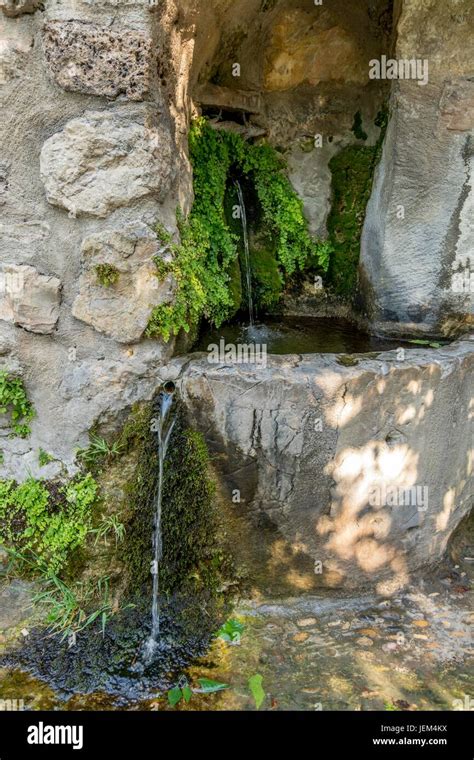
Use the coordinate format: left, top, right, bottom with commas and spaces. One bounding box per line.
146, 118, 328, 341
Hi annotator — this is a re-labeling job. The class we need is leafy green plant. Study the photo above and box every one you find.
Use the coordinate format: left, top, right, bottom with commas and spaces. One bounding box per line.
167, 681, 193, 707
146, 118, 327, 340
91, 514, 125, 548
95, 264, 120, 287
0, 371, 35, 438
38, 449, 54, 467
0, 474, 98, 574
314, 239, 335, 273
248, 673, 265, 709
197, 678, 229, 693
167, 677, 229, 708
216, 618, 244, 643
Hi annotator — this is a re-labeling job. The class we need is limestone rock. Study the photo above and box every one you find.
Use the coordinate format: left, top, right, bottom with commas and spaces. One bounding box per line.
72, 223, 175, 343
360, 81, 474, 337
42, 21, 153, 100
0, 22, 34, 84
39, 108, 176, 218
0, 165, 8, 206
171, 338, 474, 590
0, 0, 41, 16
0, 265, 61, 334
264, 9, 369, 91
439, 78, 474, 132
359, 0, 474, 337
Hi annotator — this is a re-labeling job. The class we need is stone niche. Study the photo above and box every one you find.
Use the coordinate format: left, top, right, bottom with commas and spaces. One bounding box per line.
72, 223, 175, 344
42, 21, 153, 100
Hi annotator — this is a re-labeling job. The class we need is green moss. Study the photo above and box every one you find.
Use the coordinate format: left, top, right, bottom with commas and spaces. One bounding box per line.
327, 104, 389, 297
227, 255, 243, 313
95, 264, 120, 287
146, 118, 327, 339
337, 355, 359, 367
0, 371, 35, 438
250, 234, 284, 310
123, 398, 231, 604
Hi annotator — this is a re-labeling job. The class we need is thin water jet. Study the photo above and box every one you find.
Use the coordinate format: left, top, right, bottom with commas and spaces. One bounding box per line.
144, 382, 176, 662
235, 179, 254, 327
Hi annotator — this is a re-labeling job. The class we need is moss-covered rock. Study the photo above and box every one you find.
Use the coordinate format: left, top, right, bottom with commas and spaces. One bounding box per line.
122, 397, 233, 612
327, 105, 389, 298
250, 232, 283, 310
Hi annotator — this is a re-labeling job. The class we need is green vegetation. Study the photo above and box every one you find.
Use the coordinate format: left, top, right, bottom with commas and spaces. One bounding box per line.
167, 677, 229, 707
91, 514, 125, 548
124, 399, 234, 619
33, 573, 116, 641
0, 371, 35, 438
216, 618, 244, 643
0, 474, 98, 575
146, 118, 328, 340
95, 264, 120, 287
76, 432, 124, 470
327, 105, 389, 297
248, 673, 265, 709
38, 449, 54, 468
168, 682, 193, 707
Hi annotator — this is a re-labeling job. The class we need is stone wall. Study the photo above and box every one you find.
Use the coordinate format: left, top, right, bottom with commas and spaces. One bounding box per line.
360, 0, 474, 337
167, 337, 474, 592
0, 0, 192, 479
1, 0, 473, 492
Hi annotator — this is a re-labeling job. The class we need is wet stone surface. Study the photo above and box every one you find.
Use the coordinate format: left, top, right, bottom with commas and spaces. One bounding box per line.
0, 564, 472, 711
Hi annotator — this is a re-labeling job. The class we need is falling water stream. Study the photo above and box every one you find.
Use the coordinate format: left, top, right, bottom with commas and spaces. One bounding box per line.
144, 383, 176, 662
235, 180, 254, 327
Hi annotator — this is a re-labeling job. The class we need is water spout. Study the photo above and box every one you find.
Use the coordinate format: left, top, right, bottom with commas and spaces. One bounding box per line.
144, 383, 176, 662
235, 180, 254, 327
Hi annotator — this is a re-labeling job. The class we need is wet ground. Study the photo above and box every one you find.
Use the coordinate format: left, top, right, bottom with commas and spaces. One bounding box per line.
0, 561, 471, 711
194, 317, 434, 356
